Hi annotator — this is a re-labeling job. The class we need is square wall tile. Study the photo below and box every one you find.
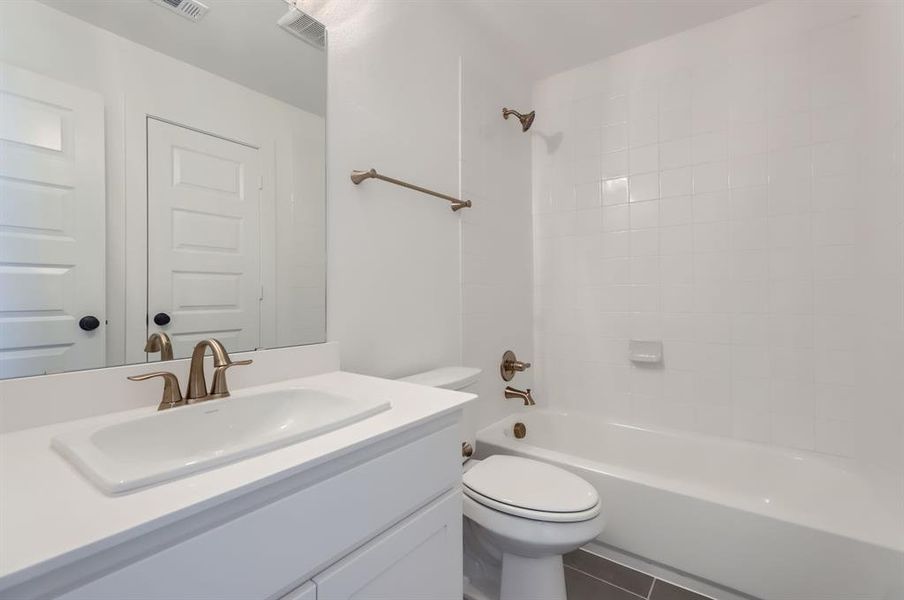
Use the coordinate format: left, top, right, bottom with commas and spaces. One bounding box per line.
661, 167, 694, 198
630, 172, 660, 202
630, 200, 660, 230
603, 177, 630, 206
630, 144, 660, 174
661, 138, 692, 170
693, 161, 730, 193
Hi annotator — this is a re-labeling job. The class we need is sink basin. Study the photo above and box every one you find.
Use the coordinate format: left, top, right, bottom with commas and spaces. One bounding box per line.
52, 388, 391, 494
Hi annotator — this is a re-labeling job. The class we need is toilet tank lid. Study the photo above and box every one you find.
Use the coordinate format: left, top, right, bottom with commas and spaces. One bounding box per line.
399, 367, 482, 390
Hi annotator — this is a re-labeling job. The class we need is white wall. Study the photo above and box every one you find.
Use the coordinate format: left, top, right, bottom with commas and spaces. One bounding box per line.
325, 1, 534, 434
326, 1, 460, 378
532, 0, 903, 467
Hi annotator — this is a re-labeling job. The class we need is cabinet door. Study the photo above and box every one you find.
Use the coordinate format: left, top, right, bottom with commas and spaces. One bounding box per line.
279, 581, 315, 600
314, 489, 462, 600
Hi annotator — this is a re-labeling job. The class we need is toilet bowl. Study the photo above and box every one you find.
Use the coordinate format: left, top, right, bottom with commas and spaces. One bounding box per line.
399, 367, 605, 600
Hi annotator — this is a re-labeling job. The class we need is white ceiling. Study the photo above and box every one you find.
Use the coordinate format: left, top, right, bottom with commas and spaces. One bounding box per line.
458, 0, 766, 80
39, 0, 327, 116
39, 0, 764, 114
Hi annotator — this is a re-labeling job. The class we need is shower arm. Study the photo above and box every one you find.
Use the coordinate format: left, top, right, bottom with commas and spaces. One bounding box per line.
502, 108, 525, 119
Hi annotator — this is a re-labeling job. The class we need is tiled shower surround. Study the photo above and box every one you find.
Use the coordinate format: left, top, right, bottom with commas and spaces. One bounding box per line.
532, 0, 903, 467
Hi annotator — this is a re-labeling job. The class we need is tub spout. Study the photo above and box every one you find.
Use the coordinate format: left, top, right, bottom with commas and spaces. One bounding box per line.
505, 386, 535, 406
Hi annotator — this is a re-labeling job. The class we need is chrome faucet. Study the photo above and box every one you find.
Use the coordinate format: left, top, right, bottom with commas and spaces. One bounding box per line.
504, 386, 535, 406
144, 332, 174, 361
185, 339, 252, 402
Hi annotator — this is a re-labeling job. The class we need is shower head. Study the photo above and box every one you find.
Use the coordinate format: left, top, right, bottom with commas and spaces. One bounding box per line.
502, 107, 535, 132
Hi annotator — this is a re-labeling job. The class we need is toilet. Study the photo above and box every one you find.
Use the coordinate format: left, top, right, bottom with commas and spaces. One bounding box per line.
399, 368, 605, 600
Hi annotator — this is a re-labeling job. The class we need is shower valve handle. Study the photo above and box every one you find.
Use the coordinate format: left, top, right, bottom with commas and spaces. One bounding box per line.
500, 350, 531, 381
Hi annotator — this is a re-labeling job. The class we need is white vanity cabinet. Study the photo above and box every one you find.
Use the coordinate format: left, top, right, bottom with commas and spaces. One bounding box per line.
14, 419, 464, 600
313, 489, 461, 600
277, 489, 461, 600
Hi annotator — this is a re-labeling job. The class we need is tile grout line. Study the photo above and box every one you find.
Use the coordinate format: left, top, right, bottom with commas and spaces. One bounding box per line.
564, 564, 650, 600
572, 549, 657, 598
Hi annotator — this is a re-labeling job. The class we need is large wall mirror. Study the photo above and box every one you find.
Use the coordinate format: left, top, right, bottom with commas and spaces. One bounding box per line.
0, 0, 327, 379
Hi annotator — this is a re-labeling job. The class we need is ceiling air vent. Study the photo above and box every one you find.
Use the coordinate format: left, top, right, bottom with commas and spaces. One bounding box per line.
150, 0, 209, 22
277, 7, 326, 50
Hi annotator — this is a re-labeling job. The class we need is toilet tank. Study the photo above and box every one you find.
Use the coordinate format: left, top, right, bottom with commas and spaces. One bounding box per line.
400, 367, 482, 463
398, 366, 482, 394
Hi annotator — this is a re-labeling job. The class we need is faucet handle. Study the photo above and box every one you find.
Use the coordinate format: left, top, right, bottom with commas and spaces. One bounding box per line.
500, 350, 532, 381
209, 359, 253, 398
128, 371, 184, 411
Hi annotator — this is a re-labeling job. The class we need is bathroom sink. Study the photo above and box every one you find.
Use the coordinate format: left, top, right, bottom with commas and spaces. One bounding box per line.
52, 388, 391, 494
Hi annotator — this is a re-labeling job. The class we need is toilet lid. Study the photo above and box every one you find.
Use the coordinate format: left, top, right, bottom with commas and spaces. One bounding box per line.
462, 455, 599, 516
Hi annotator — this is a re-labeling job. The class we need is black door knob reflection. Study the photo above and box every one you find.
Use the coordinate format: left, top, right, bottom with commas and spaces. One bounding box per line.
78, 316, 101, 331
153, 312, 171, 326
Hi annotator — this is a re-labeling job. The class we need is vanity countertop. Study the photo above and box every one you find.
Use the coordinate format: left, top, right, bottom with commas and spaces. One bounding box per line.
0, 371, 474, 589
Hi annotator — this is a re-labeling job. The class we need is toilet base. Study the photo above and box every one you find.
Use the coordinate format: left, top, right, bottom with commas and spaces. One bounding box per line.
463, 552, 568, 600
463, 495, 604, 600
500, 553, 566, 600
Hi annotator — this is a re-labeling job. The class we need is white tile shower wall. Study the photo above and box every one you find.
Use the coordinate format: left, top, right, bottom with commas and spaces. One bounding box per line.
532, 1, 903, 467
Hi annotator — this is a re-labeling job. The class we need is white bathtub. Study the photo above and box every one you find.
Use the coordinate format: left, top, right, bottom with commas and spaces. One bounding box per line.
476, 410, 904, 600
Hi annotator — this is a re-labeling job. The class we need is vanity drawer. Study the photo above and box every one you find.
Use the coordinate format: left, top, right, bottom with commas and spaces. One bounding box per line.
313, 488, 462, 600
56, 423, 461, 600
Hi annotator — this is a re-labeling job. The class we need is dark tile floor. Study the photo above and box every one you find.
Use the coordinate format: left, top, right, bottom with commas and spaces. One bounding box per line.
649, 580, 715, 600
565, 550, 654, 597
565, 567, 649, 600
563, 549, 716, 600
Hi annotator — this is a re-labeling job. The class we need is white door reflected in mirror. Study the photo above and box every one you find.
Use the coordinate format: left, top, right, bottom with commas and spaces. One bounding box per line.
147, 119, 263, 359
0, 64, 106, 379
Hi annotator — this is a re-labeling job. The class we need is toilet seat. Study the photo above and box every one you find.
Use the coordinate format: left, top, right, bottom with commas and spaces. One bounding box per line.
463, 455, 601, 523
463, 486, 601, 522
463, 493, 606, 558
